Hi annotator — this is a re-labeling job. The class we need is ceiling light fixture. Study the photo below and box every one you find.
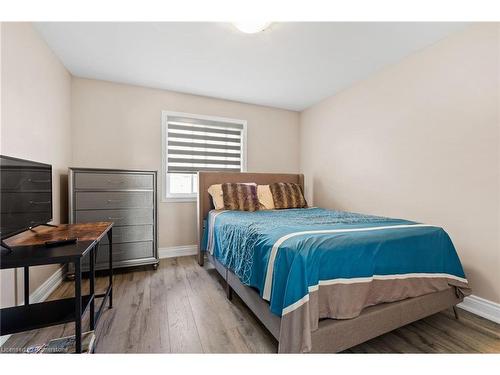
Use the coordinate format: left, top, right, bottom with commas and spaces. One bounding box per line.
233, 22, 271, 34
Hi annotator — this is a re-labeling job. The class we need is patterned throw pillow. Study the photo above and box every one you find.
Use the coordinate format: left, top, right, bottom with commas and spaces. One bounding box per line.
221, 183, 260, 211
269, 182, 307, 209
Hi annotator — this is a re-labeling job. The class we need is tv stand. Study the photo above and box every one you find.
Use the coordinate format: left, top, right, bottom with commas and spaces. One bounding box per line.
0, 222, 114, 353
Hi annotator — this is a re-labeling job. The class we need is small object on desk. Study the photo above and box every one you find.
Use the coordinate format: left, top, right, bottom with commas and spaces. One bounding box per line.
44, 238, 77, 247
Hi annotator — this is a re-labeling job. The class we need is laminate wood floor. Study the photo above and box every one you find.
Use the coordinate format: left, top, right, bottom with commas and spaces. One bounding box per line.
3, 256, 500, 353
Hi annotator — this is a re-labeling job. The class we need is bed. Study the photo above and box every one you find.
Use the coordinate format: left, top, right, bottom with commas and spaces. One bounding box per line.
197, 172, 470, 353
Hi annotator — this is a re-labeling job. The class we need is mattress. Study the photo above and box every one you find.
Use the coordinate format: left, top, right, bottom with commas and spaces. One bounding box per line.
203, 207, 470, 352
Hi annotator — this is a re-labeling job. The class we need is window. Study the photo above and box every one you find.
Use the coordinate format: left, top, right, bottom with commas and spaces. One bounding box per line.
162, 111, 247, 201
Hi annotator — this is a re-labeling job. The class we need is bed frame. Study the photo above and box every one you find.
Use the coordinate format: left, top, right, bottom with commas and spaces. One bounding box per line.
197, 171, 463, 353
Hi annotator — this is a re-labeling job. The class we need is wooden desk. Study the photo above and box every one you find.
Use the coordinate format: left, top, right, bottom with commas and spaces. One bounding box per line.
0, 222, 113, 353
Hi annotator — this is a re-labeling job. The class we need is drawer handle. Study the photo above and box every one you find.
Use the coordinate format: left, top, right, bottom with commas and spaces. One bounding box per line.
29, 200, 51, 205
106, 199, 122, 203
107, 180, 125, 184
107, 217, 123, 220
28, 178, 50, 183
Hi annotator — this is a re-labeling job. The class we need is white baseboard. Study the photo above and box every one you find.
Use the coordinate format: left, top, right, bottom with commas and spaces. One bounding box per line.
29, 266, 66, 305
158, 245, 197, 259
0, 266, 66, 347
458, 294, 500, 324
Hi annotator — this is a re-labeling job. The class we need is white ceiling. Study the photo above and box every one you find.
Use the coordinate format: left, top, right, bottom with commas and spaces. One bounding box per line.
34, 22, 468, 111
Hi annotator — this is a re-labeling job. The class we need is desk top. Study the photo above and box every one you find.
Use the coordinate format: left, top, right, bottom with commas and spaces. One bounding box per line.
5, 222, 113, 247
1, 222, 113, 269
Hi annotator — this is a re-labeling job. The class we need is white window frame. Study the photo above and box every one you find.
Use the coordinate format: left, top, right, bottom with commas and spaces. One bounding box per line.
161, 111, 247, 202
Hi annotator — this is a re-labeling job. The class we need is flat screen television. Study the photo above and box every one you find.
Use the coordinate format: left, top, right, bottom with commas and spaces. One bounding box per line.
0, 155, 53, 251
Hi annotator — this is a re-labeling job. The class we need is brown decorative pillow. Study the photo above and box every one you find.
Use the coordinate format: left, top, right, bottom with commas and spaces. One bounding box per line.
269, 182, 307, 209
221, 183, 260, 212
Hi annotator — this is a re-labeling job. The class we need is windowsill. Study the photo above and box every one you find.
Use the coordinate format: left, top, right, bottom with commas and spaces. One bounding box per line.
161, 196, 197, 203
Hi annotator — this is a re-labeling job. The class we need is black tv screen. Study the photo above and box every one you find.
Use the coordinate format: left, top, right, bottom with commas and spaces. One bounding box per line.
0, 155, 53, 239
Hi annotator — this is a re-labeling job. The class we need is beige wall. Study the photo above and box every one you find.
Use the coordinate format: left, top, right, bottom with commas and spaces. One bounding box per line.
71, 78, 300, 247
300, 24, 500, 303
0, 23, 72, 307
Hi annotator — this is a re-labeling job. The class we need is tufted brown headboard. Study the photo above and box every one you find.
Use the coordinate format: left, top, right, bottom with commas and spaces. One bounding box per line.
196, 171, 304, 265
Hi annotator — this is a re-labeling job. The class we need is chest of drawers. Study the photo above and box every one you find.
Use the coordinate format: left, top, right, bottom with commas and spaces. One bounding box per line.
68, 168, 158, 273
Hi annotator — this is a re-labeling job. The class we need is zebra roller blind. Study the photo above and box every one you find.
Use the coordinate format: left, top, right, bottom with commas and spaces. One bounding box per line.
166, 115, 245, 174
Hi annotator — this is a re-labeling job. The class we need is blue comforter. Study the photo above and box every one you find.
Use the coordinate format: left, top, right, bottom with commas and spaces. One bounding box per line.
204, 208, 468, 317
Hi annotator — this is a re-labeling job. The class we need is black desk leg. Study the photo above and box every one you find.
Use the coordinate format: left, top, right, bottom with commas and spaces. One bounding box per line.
108, 228, 113, 308
89, 244, 96, 330
75, 259, 82, 353
24, 266, 29, 306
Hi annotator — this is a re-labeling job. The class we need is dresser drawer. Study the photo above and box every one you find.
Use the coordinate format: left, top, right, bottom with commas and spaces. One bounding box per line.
1, 170, 52, 192
95, 241, 154, 263
74, 172, 154, 190
100, 225, 153, 244
75, 191, 153, 210
1, 192, 51, 213
1, 212, 51, 234
75, 208, 154, 226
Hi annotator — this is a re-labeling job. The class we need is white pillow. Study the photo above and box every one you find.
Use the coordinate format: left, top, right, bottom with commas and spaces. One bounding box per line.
257, 185, 275, 210
207, 184, 224, 210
